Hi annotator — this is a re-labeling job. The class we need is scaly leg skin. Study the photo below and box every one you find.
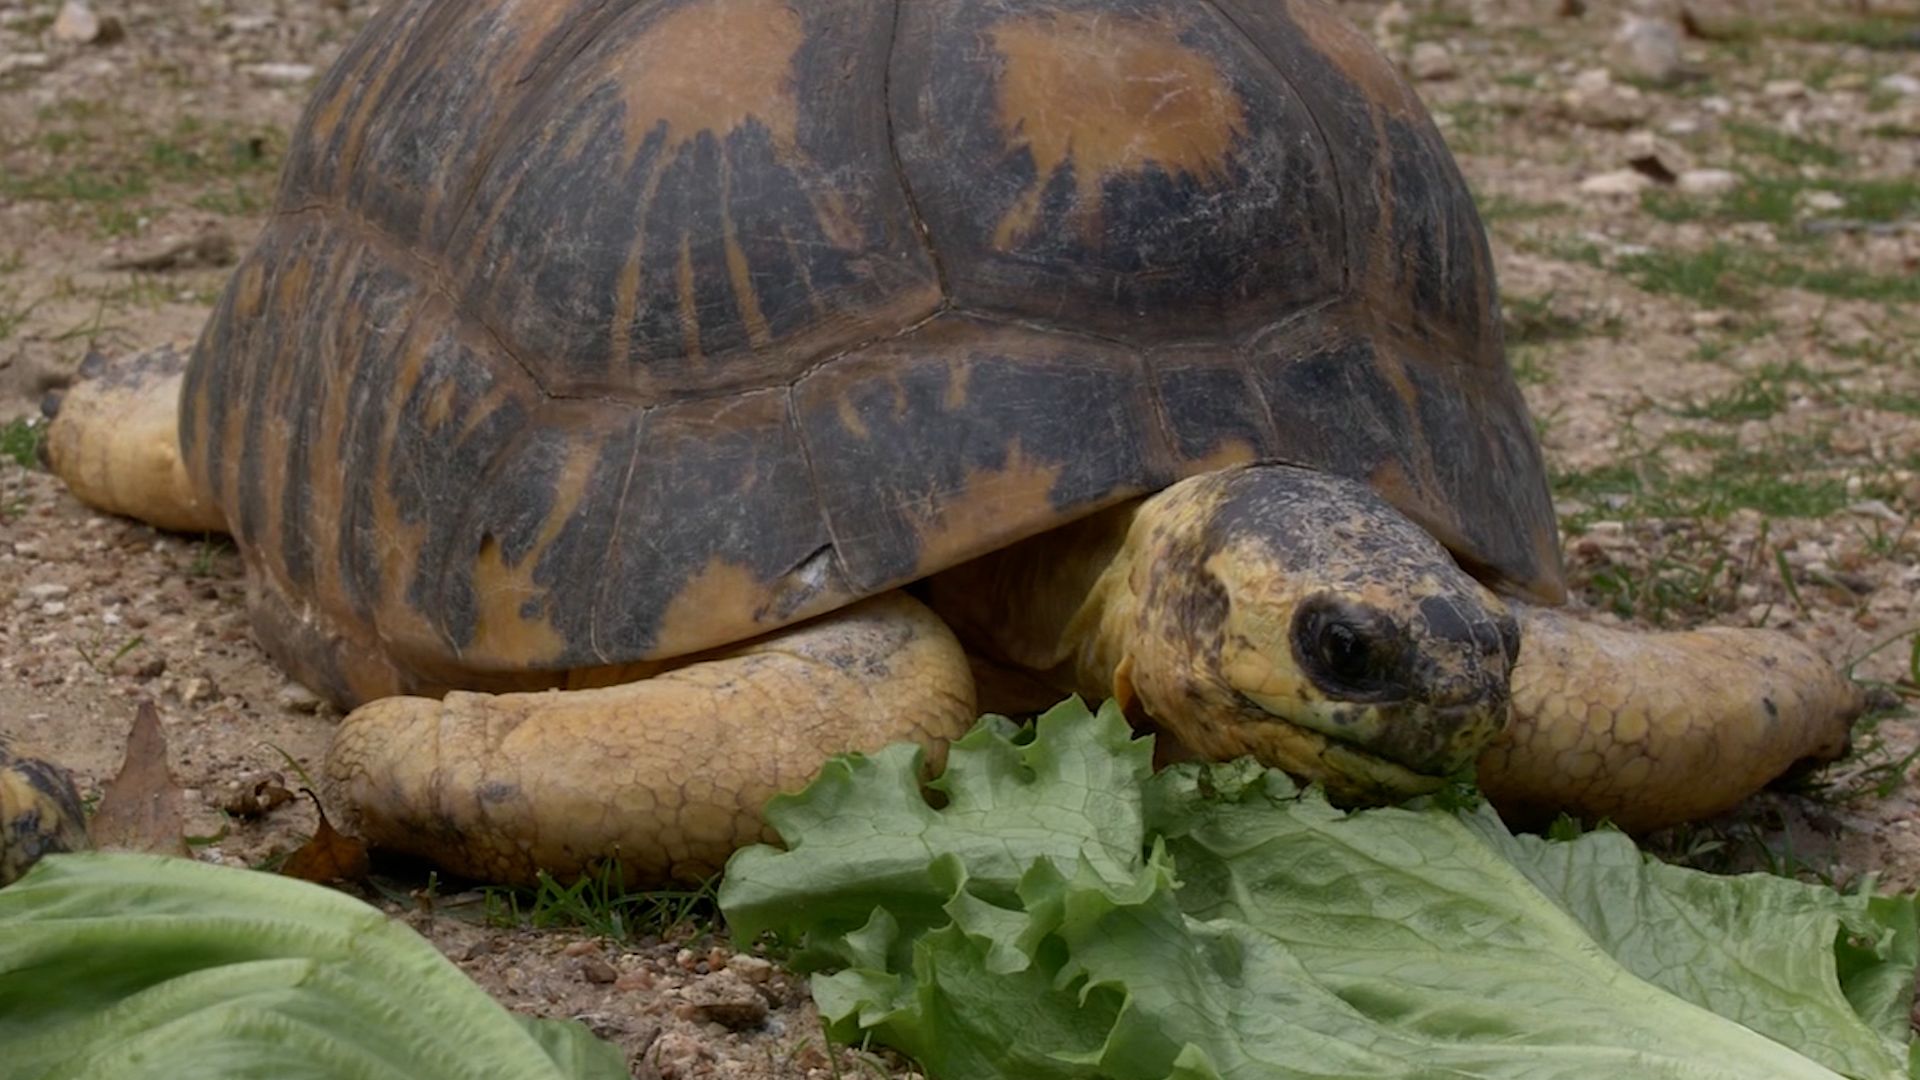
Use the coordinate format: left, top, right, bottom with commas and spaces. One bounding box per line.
41, 345, 224, 534
1476, 606, 1863, 832
0, 742, 90, 887
322, 592, 976, 886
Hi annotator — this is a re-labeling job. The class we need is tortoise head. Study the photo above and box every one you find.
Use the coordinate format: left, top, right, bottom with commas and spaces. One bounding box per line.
1115, 464, 1518, 802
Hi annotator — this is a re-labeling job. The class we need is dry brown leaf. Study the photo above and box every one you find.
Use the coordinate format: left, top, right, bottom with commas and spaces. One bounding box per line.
281, 789, 369, 884
88, 700, 190, 858
218, 770, 295, 817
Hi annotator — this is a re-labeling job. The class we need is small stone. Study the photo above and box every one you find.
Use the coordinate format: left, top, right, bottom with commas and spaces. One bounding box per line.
650, 1032, 712, 1079
12, 541, 41, 559
25, 583, 70, 602
180, 676, 217, 705
243, 62, 316, 86
1610, 14, 1683, 85
1408, 41, 1456, 81
51, 1, 121, 44
1800, 189, 1846, 213
133, 656, 166, 680
614, 969, 656, 992
682, 971, 769, 1031
1677, 168, 1739, 196
578, 957, 618, 985
0, 53, 55, 78
1578, 169, 1651, 196
1559, 69, 1651, 129
726, 954, 774, 984
40, 601, 67, 616
1372, 1, 1410, 40
275, 681, 321, 714
1880, 73, 1920, 98
1762, 79, 1806, 99
561, 940, 599, 957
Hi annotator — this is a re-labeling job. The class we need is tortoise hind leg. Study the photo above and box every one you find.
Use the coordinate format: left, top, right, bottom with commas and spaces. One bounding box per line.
322, 592, 977, 886
41, 345, 224, 534
1476, 607, 1862, 831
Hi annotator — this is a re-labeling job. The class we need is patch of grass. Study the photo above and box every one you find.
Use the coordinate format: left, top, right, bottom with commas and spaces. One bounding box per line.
1616, 246, 1755, 307
1612, 242, 1920, 308
2, 417, 45, 469
481, 859, 718, 942
1502, 292, 1623, 346
0, 111, 282, 236
1642, 176, 1920, 228
1676, 362, 1837, 423
1724, 121, 1847, 169
1406, 6, 1474, 39
187, 535, 233, 577
1675, 376, 1786, 422
1762, 262, 1920, 304
1476, 193, 1568, 223
1774, 16, 1920, 50
1553, 437, 1849, 529
0, 286, 43, 342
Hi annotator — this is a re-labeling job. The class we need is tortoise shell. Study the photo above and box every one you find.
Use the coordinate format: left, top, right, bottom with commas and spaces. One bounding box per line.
179, 0, 1562, 704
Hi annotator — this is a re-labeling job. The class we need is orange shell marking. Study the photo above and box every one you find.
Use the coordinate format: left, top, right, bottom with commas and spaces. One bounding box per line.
616, 0, 803, 156
988, 12, 1248, 248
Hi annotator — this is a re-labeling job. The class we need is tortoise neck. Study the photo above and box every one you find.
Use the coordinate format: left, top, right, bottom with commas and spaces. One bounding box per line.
922, 502, 1142, 697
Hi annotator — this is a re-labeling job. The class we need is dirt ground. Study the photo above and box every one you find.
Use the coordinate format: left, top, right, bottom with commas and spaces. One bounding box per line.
1, 1, 1917, 1077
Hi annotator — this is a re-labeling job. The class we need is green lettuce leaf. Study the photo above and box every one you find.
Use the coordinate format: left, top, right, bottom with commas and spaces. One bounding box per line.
719, 697, 1918, 1080
0, 852, 626, 1080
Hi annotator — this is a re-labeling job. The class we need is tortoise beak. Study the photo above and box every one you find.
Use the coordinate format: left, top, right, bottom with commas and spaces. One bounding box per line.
1238, 689, 1507, 782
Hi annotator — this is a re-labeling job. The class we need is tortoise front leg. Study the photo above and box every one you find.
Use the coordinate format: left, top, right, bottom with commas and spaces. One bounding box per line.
322, 592, 976, 886
1476, 607, 1862, 832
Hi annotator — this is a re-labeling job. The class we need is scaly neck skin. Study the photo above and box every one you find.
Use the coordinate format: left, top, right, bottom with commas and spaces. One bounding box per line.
922, 503, 1143, 701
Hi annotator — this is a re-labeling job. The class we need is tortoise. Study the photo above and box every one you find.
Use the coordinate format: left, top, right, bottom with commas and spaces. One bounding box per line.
31, 0, 1860, 888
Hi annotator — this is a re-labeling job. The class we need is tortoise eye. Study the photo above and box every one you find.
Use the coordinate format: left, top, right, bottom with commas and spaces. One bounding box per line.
1318, 620, 1372, 683
1291, 597, 1404, 699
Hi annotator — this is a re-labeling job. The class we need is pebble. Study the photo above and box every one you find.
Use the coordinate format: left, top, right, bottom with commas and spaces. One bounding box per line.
1879, 73, 1920, 98
725, 954, 774, 984
275, 681, 322, 714
243, 62, 317, 86
1762, 79, 1806, 100
51, 1, 120, 44
223, 13, 274, 34
577, 957, 619, 985
614, 969, 655, 992
25, 582, 70, 602
1610, 14, 1683, 85
680, 970, 768, 1031
179, 676, 217, 705
1800, 189, 1846, 213
1677, 168, 1739, 196
0, 54, 53, 78
1372, 1, 1410, 40
1559, 68, 1650, 129
1578, 169, 1650, 196
1409, 41, 1457, 82
651, 1032, 713, 1079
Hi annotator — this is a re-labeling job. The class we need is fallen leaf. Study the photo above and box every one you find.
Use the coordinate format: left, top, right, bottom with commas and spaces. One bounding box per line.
88, 701, 189, 858
281, 790, 369, 884
218, 771, 295, 818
